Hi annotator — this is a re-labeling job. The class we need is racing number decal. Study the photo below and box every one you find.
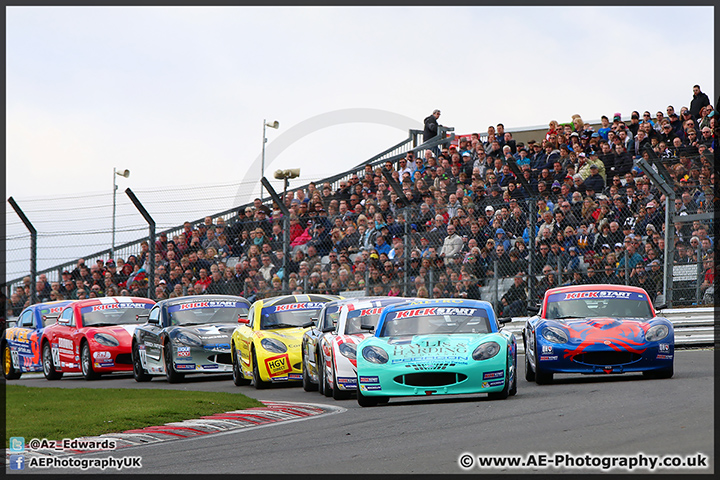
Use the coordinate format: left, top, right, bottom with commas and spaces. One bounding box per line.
51, 344, 61, 367
138, 346, 148, 367
11, 350, 20, 369
265, 354, 292, 376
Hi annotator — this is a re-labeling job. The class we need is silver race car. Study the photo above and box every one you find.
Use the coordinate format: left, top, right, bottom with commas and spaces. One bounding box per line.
132, 295, 250, 383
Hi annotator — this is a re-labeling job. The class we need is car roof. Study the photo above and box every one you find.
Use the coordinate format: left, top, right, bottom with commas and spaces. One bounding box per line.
255, 293, 342, 308
71, 296, 155, 308
337, 297, 414, 334
156, 294, 251, 308
545, 284, 649, 297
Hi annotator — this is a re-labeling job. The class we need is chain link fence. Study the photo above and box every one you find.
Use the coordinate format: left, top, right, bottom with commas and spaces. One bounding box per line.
4, 127, 715, 324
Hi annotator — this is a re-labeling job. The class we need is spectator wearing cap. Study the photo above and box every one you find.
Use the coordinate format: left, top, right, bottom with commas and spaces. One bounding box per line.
583, 164, 605, 192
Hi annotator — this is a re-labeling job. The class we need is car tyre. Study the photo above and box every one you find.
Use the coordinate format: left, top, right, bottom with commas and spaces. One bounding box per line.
332, 357, 351, 400
302, 349, 318, 392
132, 342, 152, 382
252, 348, 269, 389
42, 342, 62, 380
534, 334, 553, 385
356, 381, 379, 407
3, 343, 22, 380
524, 338, 535, 382
232, 346, 250, 386
81, 342, 101, 380
320, 353, 332, 397
509, 354, 518, 396
164, 341, 185, 383
488, 364, 511, 400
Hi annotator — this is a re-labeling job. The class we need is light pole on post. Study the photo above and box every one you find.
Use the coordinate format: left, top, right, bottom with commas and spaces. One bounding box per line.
263, 170, 299, 294
261, 119, 280, 200
112, 168, 130, 259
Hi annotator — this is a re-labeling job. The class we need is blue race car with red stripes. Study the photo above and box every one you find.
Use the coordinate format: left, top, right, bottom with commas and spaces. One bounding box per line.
2, 300, 74, 379
523, 285, 673, 384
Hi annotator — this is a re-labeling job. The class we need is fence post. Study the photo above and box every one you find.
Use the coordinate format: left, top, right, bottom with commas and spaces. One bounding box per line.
125, 189, 155, 300
494, 260, 499, 307
428, 268, 434, 298
695, 243, 703, 305
8, 197, 38, 305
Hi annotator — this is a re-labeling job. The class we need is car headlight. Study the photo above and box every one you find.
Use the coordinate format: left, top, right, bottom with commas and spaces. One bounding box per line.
645, 324, 669, 342
174, 331, 203, 347
542, 326, 569, 344
93, 333, 119, 347
361, 345, 388, 364
472, 341, 501, 361
338, 342, 356, 359
261, 338, 287, 353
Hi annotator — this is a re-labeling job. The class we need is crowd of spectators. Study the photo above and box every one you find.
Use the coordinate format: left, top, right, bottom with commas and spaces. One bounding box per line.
8, 86, 716, 319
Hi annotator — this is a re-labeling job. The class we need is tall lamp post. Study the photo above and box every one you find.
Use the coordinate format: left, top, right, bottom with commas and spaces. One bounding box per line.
112, 167, 130, 259
261, 119, 280, 200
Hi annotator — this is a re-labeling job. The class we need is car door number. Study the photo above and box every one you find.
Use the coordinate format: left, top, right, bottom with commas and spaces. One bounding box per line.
138, 346, 148, 367
51, 345, 61, 366
10, 350, 20, 369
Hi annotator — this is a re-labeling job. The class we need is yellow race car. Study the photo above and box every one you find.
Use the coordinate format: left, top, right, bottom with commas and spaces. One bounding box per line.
231, 294, 341, 389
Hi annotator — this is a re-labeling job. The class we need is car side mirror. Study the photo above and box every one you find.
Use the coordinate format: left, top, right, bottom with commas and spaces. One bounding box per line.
498, 317, 512, 325
57, 317, 71, 325
238, 317, 249, 324
527, 305, 540, 314
654, 303, 667, 311
321, 326, 335, 333
138, 313, 152, 323
360, 324, 375, 332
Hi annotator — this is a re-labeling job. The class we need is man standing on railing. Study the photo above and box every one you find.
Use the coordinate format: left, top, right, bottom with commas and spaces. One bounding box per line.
423, 109, 441, 142
423, 109, 443, 156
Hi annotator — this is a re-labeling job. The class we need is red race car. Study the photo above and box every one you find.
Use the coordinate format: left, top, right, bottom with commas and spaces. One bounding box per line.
40, 296, 155, 380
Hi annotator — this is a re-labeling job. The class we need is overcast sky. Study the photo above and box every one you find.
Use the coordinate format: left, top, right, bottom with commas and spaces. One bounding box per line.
5, 6, 714, 280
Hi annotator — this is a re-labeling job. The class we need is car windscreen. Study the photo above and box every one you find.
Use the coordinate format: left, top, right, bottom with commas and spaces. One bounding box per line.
544, 291, 653, 320
321, 304, 341, 331
40, 303, 72, 327
261, 302, 327, 330
168, 300, 250, 326
380, 306, 491, 337
81, 302, 155, 327
344, 307, 385, 335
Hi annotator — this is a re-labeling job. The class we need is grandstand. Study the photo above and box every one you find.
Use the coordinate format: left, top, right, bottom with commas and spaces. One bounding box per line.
5, 105, 716, 318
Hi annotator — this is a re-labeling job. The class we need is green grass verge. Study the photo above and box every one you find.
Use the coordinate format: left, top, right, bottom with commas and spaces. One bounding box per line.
6, 385, 264, 446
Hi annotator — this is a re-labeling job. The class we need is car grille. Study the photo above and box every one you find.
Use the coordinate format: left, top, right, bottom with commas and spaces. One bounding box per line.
115, 354, 132, 365
394, 372, 467, 387
207, 353, 232, 365
573, 351, 642, 366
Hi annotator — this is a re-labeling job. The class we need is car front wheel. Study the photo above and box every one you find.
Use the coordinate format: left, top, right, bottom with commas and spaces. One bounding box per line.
81, 342, 101, 380
164, 342, 185, 383
232, 346, 250, 386
42, 342, 62, 380
3, 343, 22, 380
132, 342, 152, 382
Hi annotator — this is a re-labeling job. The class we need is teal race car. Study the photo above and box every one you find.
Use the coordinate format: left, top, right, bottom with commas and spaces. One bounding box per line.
355, 298, 517, 406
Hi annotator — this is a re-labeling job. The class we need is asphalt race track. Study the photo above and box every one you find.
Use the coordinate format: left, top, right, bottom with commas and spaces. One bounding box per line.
9, 349, 714, 474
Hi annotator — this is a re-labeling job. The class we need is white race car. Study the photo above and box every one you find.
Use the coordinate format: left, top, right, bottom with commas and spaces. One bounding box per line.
319, 296, 413, 400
